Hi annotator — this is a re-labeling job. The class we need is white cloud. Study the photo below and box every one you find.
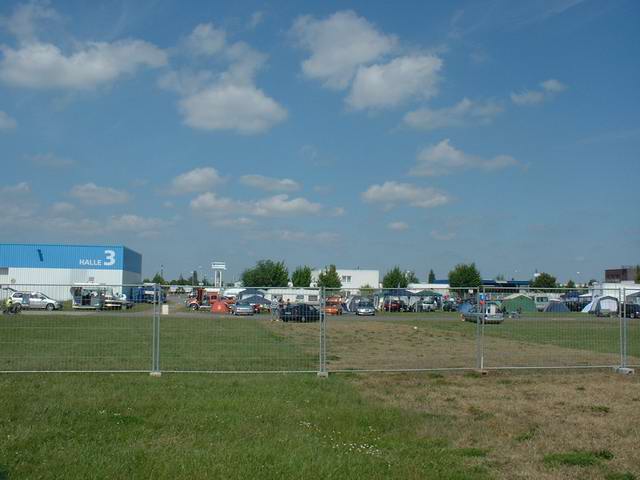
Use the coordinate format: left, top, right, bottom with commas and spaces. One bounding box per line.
1, 181, 30, 194
248, 12, 265, 30
69, 183, 129, 205
410, 139, 518, 177
291, 10, 397, 90
190, 192, 327, 219
388, 221, 409, 231
179, 83, 287, 134
347, 55, 442, 110
240, 174, 300, 192
28, 152, 74, 167
185, 23, 226, 56
362, 181, 450, 210
254, 194, 322, 217
171, 167, 223, 194
541, 78, 567, 93
403, 98, 503, 130
276, 230, 339, 243
0, 40, 167, 90
511, 78, 567, 106
162, 25, 286, 135
1, 1, 61, 43
0, 110, 17, 130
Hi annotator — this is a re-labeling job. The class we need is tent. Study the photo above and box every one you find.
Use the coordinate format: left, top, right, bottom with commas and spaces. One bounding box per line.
383, 289, 414, 297
544, 300, 570, 313
502, 294, 536, 313
412, 290, 443, 297
458, 302, 474, 314
239, 295, 270, 305
581, 295, 619, 315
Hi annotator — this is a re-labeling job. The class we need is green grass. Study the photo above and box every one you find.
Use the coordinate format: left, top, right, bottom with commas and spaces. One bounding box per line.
0, 374, 489, 480
543, 449, 614, 467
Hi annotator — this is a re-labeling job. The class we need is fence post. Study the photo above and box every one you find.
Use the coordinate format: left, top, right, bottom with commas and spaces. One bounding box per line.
150, 283, 162, 377
475, 286, 483, 370
317, 287, 328, 377
617, 287, 634, 375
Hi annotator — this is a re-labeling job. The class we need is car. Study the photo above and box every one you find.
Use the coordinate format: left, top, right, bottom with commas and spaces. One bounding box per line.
233, 302, 255, 316
280, 304, 320, 322
355, 302, 375, 316
382, 299, 407, 312
442, 300, 458, 312
461, 303, 504, 324
412, 299, 437, 312
11, 291, 63, 311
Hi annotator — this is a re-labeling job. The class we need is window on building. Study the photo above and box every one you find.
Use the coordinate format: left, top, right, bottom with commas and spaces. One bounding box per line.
308, 295, 318, 302
341, 275, 352, 283
0, 267, 8, 276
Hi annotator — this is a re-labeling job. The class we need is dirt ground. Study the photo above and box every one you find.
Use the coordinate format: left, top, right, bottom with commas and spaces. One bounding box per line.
263, 318, 625, 371
352, 370, 640, 480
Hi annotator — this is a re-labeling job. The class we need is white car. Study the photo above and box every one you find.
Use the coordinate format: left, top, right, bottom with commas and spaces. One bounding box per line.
356, 302, 376, 316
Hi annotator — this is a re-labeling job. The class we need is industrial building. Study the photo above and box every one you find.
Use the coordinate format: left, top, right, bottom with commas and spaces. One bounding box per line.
0, 243, 142, 300
605, 266, 639, 283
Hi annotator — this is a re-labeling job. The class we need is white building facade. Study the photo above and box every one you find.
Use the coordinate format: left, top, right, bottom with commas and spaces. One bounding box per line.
311, 268, 380, 294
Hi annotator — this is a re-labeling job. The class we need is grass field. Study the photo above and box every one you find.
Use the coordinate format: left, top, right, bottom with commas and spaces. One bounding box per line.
0, 311, 638, 479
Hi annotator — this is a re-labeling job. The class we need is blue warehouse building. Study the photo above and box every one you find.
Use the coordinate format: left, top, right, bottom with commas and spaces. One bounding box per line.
0, 244, 142, 300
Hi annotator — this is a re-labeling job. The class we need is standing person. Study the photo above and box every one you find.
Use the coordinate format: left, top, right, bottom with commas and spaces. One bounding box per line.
270, 296, 279, 321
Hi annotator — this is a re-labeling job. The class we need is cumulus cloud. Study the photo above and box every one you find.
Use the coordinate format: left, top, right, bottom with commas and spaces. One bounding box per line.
347, 55, 442, 110
1, 181, 30, 194
161, 24, 286, 134
0, 40, 167, 90
247, 11, 264, 30
253, 194, 322, 217
49, 201, 75, 215
240, 174, 300, 192
362, 181, 450, 210
69, 183, 129, 205
291, 10, 397, 89
511, 78, 567, 106
171, 167, 223, 194
388, 221, 409, 231
28, 152, 74, 167
0, 1, 61, 43
185, 23, 226, 56
403, 98, 503, 130
410, 139, 518, 177
190, 192, 244, 212
107, 214, 172, 233
179, 83, 287, 134
0, 110, 17, 130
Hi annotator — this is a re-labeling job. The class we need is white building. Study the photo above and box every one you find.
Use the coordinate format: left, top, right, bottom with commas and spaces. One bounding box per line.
311, 268, 380, 294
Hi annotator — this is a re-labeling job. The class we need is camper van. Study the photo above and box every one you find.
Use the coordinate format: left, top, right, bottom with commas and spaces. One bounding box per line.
70, 284, 131, 310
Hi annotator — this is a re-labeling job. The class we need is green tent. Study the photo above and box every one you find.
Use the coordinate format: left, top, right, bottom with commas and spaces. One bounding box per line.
413, 290, 443, 297
502, 294, 536, 313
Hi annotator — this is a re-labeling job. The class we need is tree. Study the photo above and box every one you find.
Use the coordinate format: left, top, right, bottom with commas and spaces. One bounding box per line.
588, 279, 597, 286
143, 278, 151, 283
359, 284, 376, 296
496, 274, 505, 281
201, 276, 211, 286
406, 271, 419, 284
636, 265, 640, 283
189, 270, 198, 286
317, 264, 342, 289
151, 273, 166, 285
428, 269, 436, 283
531, 272, 557, 289
448, 263, 482, 288
383, 266, 408, 288
566, 279, 576, 289
241, 260, 289, 287
291, 266, 312, 287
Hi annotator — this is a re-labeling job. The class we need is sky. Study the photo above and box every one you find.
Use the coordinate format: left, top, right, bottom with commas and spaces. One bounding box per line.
0, 0, 638, 283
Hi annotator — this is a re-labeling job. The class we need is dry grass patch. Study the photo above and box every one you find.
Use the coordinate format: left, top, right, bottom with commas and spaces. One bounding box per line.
350, 370, 640, 480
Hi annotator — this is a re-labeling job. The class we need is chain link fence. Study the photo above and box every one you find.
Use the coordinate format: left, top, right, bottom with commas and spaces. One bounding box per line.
0, 283, 638, 374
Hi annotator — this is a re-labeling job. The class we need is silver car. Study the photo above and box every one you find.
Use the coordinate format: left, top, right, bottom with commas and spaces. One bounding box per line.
233, 302, 255, 316
356, 302, 375, 316
11, 291, 63, 311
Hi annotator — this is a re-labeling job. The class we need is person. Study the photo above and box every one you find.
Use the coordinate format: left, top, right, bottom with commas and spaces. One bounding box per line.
270, 296, 279, 321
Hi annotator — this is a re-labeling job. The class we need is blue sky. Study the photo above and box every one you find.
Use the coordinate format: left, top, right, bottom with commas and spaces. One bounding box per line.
1, 0, 638, 283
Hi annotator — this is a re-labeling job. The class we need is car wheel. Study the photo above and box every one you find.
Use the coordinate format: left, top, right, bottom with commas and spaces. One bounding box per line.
190, 304, 198, 311
45, 303, 54, 311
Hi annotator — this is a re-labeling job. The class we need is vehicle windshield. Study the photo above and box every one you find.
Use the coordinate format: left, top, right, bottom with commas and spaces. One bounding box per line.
359, 302, 373, 308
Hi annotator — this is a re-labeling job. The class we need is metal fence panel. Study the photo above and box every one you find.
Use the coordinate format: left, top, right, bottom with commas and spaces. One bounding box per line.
0, 283, 152, 372
324, 287, 479, 372
480, 286, 622, 369
159, 287, 320, 373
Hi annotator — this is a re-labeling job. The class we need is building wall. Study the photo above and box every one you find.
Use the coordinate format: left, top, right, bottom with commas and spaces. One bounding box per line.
0, 244, 143, 300
605, 267, 637, 282
311, 269, 380, 292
